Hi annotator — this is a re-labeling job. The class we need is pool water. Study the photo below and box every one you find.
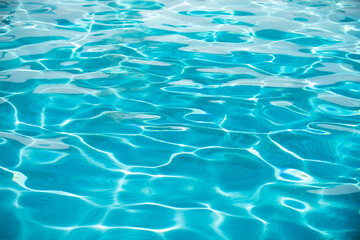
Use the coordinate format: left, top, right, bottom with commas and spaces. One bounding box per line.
1, 0, 360, 239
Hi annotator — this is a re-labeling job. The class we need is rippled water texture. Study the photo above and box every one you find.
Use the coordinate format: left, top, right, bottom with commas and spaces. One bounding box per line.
1, 0, 360, 239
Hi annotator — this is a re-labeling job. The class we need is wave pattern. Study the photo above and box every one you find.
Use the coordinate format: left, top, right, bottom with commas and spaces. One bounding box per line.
1, 0, 360, 239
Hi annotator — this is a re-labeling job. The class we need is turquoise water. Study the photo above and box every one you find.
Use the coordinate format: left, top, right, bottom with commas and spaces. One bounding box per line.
1, 0, 360, 239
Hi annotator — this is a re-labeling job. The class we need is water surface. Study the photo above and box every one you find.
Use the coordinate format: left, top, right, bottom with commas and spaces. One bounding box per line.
1, 0, 360, 239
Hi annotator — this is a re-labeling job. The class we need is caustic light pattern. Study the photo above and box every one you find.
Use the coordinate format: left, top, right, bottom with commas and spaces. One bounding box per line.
0, 0, 360, 239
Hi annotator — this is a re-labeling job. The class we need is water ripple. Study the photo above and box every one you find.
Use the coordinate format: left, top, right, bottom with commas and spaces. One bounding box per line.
1, 0, 359, 239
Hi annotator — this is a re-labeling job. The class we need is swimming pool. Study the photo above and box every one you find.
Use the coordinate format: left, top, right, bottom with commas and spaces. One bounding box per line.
0, 0, 359, 239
